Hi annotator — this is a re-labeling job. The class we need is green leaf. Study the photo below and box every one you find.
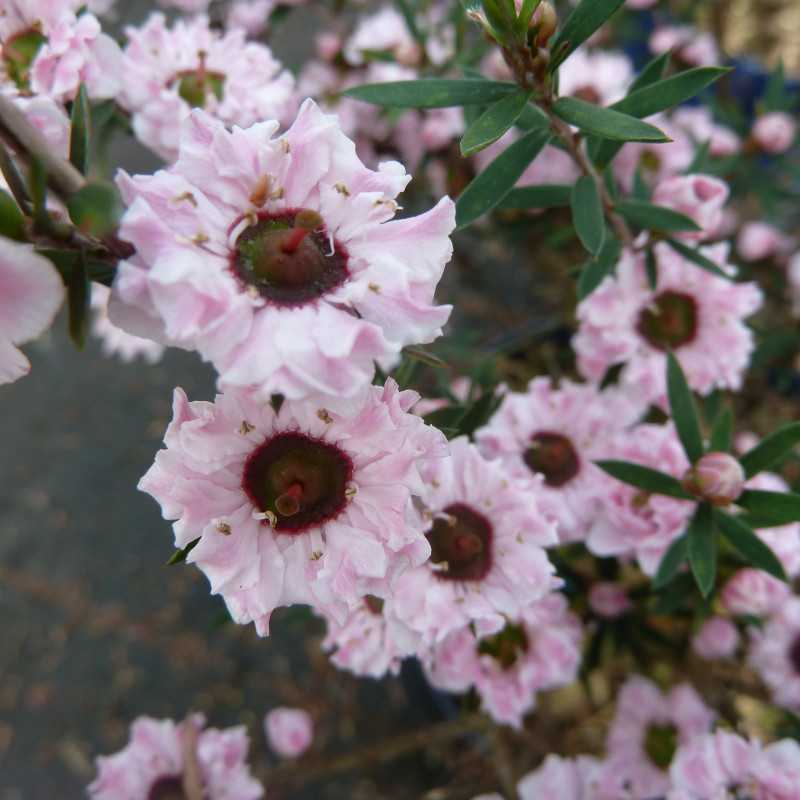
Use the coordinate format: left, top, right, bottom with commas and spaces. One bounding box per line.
577, 235, 620, 299
667, 352, 704, 463
653, 533, 689, 588
458, 390, 502, 438
688, 503, 716, 597
737, 490, 800, 525
595, 460, 693, 499
0, 188, 25, 240
167, 537, 200, 565
497, 184, 571, 209
709, 406, 733, 453
394, 0, 423, 43
552, 97, 670, 143
68, 251, 90, 349
628, 51, 671, 94
686, 140, 711, 173
616, 200, 701, 233
665, 238, 730, 279
516, 103, 551, 131
514, 0, 541, 36
342, 79, 518, 108
460, 90, 531, 155
456, 127, 550, 228
739, 422, 800, 479
403, 346, 448, 369
715, 510, 786, 581
645, 247, 658, 290
69, 83, 91, 176
548, 0, 626, 71
571, 175, 605, 256
66, 181, 123, 237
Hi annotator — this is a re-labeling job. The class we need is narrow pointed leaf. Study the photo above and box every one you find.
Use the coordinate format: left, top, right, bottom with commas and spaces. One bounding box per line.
460, 90, 531, 155
665, 237, 730, 279
709, 406, 733, 452
515, 0, 541, 36
342, 79, 518, 108
688, 503, 716, 597
645, 247, 658, 290
629, 51, 671, 93
167, 537, 200, 565
69, 83, 91, 176
739, 422, 800, 478
737, 489, 800, 525
715, 510, 786, 581
458, 390, 503, 438
497, 184, 572, 209
667, 352, 704, 463
0, 188, 25, 240
577, 235, 620, 300
616, 200, 701, 233
653, 533, 689, 588
548, 0, 625, 71
571, 175, 605, 255
595, 460, 693, 499
552, 97, 670, 143
456, 127, 550, 228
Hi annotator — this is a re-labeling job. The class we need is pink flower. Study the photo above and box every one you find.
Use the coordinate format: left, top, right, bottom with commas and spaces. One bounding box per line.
1, 87, 70, 159
605, 676, 715, 797
651, 174, 729, 242
518, 755, 604, 800
737, 221, 791, 262
672, 107, 741, 158
749, 738, 800, 799
558, 49, 634, 106
626, 0, 658, 7
264, 707, 313, 758
344, 6, 420, 67
139, 380, 447, 635
752, 112, 797, 154
0, 240, 65, 385
691, 616, 739, 660
392, 437, 559, 645
89, 713, 263, 799
475, 378, 643, 544
681, 451, 744, 506
650, 26, 720, 66
587, 423, 693, 575
90, 284, 164, 364
721, 568, 791, 617
589, 582, 632, 619
574, 243, 762, 408
227, 0, 274, 36
119, 13, 295, 162
748, 596, 800, 712
424, 593, 583, 728
110, 101, 456, 405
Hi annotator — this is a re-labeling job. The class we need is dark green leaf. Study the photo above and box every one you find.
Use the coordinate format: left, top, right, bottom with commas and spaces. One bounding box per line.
645, 247, 658, 290
665, 237, 730, 279
458, 390, 502, 438
460, 90, 531, 155
394, 0, 423, 43
739, 422, 800, 478
762, 61, 789, 113
667, 352, 704, 463
688, 503, 716, 597
709, 406, 733, 452
629, 51, 671, 93
456, 127, 550, 228
686, 140, 711, 173
715, 510, 786, 581
577, 233, 620, 300
342, 79, 518, 108
516, 103, 551, 131
497, 184, 571, 209
653, 533, 689, 588
424, 405, 467, 431
66, 181, 123, 237
0, 188, 25, 240
571, 175, 605, 256
552, 97, 670, 143
68, 251, 90, 349
737, 490, 800, 525
167, 537, 200, 565
69, 83, 91, 176
632, 168, 650, 202
616, 200, 701, 233
595, 459, 693, 499
514, 0, 541, 36
0, 141, 30, 214
548, 0, 625, 71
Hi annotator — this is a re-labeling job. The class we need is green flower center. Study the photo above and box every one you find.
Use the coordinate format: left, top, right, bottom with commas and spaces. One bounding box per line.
242, 432, 353, 534
426, 503, 493, 582
637, 290, 698, 351
3, 28, 46, 90
148, 776, 187, 800
524, 431, 580, 487
176, 68, 225, 107
644, 723, 679, 770
477, 623, 529, 670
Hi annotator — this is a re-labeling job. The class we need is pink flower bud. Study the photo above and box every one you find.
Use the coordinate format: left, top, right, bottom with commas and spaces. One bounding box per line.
737, 222, 789, 262
721, 568, 791, 616
265, 707, 313, 758
682, 452, 745, 506
692, 616, 739, 660
752, 112, 797, 155
652, 174, 729, 242
588, 582, 631, 619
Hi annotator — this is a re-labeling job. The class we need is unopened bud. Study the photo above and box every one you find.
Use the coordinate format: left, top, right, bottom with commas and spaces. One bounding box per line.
531, 2, 557, 46
682, 452, 745, 506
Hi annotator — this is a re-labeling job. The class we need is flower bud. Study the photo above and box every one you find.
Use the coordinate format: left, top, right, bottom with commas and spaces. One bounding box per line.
589, 582, 631, 619
530, 2, 558, 46
265, 707, 313, 758
752, 112, 797, 155
691, 616, 739, 660
681, 452, 745, 506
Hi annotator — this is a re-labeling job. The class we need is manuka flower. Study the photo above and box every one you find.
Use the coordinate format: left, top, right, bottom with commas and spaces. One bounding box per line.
139, 380, 447, 635
110, 100, 455, 405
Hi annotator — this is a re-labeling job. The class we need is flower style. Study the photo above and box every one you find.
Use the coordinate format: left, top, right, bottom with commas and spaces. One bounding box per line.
139, 380, 447, 635
119, 13, 295, 162
264, 707, 313, 758
0, 239, 65, 385
110, 101, 455, 405
651, 174, 729, 242
604, 676, 715, 798
424, 593, 583, 728
88, 713, 263, 799
476, 378, 643, 544
574, 242, 762, 407
391, 436, 559, 644
587, 423, 693, 575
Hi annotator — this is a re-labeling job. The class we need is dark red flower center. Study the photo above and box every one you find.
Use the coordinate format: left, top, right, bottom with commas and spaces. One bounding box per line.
477, 623, 529, 670
644, 723, 679, 770
364, 595, 385, 615
573, 86, 602, 105
524, 431, 580, 487
176, 68, 225, 107
426, 503, 493, 582
148, 776, 187, 800
3, 28, 46, 90
788, 634, 800, 674
232, 210, 349, 307
242, 432, 353, 534
637, 290, 699, 351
